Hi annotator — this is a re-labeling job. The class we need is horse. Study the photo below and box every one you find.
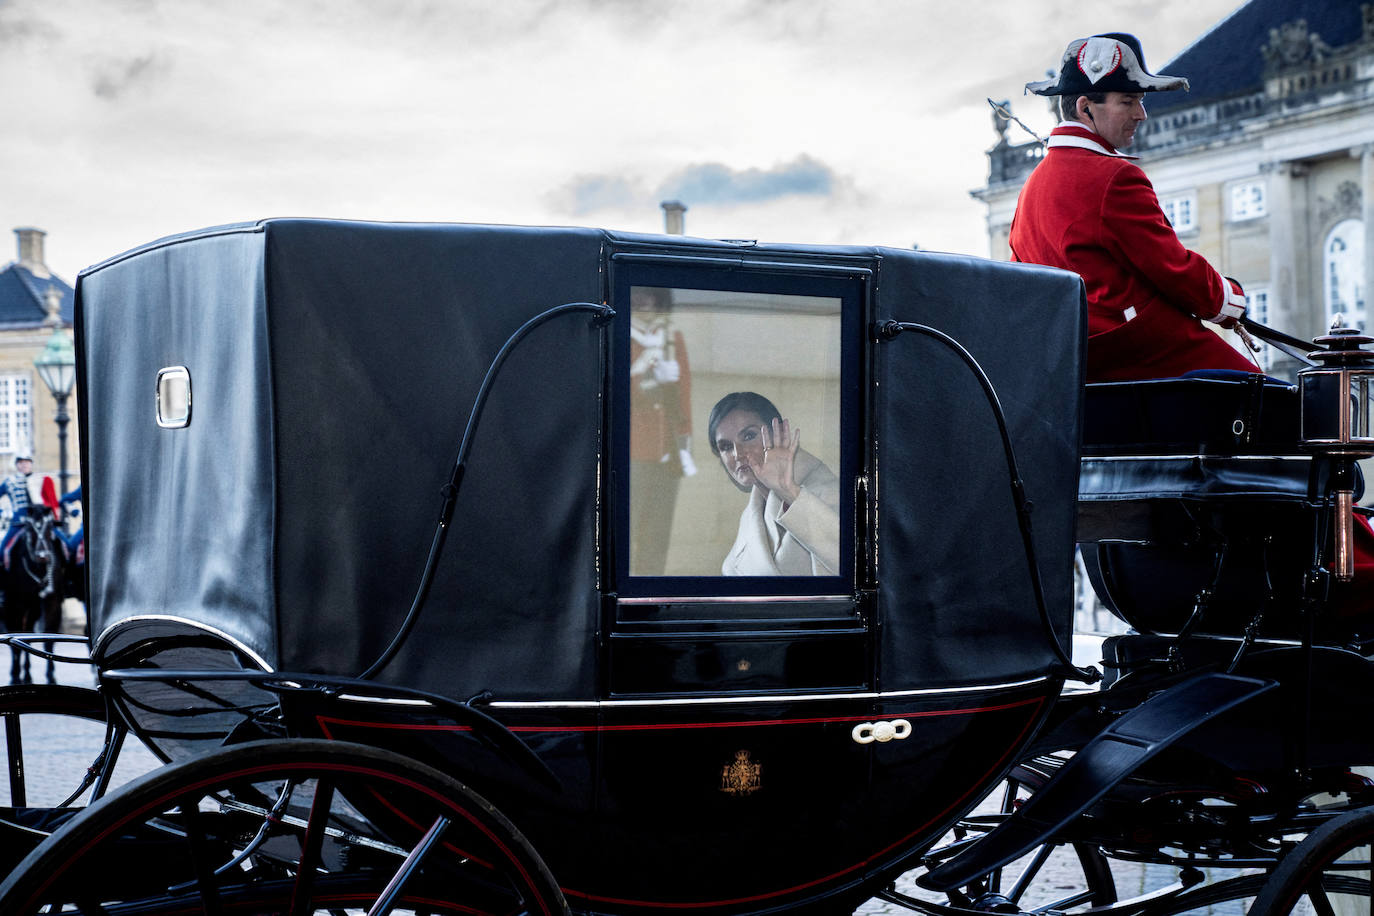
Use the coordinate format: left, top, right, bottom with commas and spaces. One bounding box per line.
0, 507, 66, 684
58, 523, 85, 609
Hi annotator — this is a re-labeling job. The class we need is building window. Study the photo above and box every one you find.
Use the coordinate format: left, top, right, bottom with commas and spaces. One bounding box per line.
1325, 218, 1366, 331
1160, 192, 1197, 233
0, 375, 33, 458
1245, 286, 1270, 325
1229, 181, 1266, 221
1245, 286, 1272, 370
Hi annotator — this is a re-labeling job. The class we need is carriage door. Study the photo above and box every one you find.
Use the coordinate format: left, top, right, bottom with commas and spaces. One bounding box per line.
859, 254, 1085, 869
580, 254, 881, 909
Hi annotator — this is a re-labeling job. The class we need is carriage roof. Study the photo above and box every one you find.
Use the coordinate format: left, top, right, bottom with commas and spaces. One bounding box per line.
74, 218, 1086, 703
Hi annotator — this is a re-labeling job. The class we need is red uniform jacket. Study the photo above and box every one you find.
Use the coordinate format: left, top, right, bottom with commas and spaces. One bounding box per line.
1010, 123, 1259, 383
629, 327, 692, 468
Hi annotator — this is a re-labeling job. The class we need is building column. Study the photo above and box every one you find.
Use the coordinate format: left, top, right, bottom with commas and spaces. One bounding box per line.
1356, 144, 1374, 318
1263, 161, 1306, 338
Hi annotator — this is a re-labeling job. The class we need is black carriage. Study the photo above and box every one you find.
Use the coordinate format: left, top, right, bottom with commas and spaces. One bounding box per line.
0, 218, 1370, 915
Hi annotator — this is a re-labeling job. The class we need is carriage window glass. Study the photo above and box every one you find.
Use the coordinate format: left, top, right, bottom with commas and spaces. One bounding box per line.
626, 284, 844, 581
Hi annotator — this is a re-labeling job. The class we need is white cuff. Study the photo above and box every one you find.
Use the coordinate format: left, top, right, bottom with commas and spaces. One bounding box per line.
1206, 285, 1246, 324
1206, 301, 1245, 324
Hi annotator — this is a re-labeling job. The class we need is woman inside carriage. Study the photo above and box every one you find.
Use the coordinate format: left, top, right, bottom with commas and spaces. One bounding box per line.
708, 391, 840, 577
1010, 31, 1374, 617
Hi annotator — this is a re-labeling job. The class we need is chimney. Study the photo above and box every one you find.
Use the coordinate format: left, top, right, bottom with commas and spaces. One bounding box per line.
661, 200, 687, 236
15, 228, 49, 279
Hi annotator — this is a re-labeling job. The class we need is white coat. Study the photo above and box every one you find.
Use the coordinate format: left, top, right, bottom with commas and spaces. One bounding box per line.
721, 449, 840, 576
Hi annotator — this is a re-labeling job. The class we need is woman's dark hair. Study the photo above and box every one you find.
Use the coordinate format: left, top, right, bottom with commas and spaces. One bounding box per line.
707, 392, 782, 455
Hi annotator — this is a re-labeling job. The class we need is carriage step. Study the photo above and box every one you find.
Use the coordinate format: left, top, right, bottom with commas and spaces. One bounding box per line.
919, 672, 1275, 892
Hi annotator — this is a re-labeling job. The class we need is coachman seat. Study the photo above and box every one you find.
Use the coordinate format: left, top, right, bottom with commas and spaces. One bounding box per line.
1076, 373, 1354, 639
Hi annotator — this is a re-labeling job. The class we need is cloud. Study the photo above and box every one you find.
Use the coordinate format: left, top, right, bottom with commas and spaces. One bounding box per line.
555, 155, 842, 217
658, 156, 836, 206
560, 173, 644, 215
0, 0, 1245, 283
0, 10, 59, 48
90, 53, 163, 100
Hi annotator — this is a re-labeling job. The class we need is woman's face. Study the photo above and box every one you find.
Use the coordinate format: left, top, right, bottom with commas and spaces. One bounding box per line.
714, 408, 768, 491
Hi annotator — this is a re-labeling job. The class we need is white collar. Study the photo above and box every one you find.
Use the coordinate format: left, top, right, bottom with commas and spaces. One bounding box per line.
1047, 121, 1138, 159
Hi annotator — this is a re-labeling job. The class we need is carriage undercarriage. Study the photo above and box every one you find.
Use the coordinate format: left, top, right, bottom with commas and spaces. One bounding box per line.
4, 636, 1374, 916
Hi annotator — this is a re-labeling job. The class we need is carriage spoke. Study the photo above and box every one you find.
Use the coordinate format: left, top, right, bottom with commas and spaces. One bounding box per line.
1005, 842, 1055, 902
4, 707, 26, 807
290, 777, 338, 916
1307, 879, 1338, 916
182, 799, 226, 916
368, 815, 452, 916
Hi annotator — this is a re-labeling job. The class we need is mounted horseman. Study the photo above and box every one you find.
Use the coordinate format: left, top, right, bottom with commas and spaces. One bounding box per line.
0, 452, 35, 573
0, 457, 65, 683
55, 484, 84, 607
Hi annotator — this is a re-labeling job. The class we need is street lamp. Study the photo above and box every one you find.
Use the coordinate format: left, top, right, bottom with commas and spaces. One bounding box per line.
33, 327, 75, 494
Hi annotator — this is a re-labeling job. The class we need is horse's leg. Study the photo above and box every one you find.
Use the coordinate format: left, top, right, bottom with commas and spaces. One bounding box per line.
10, 637, 28, 685
0, 589, 11, 686
43, 596, 58, 684
42, 627, 54, 684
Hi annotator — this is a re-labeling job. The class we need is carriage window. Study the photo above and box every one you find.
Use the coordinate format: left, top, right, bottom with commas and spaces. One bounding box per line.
621, 278, 848, 588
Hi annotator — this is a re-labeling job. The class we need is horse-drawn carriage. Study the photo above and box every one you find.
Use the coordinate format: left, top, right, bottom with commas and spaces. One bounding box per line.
0, 218, 1369, 914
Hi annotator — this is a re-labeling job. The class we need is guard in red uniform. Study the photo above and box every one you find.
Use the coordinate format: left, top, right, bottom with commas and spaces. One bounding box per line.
1010, 33, 1260, 383
1017, 34, 1374, 619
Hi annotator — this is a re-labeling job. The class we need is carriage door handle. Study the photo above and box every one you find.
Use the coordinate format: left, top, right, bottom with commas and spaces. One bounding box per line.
851, 719, 912, 744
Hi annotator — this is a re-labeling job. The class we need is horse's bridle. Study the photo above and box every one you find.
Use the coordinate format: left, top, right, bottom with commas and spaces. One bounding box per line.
19, 512, 56, 597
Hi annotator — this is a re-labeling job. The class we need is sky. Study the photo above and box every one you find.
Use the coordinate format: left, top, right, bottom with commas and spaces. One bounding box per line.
1, 0, 1248, 284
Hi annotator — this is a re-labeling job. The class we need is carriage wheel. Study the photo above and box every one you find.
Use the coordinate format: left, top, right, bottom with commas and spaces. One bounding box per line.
0, 684, 136, 879
954, 760, 1117, 913
886, 760, 1117, 914
1247, 806, 1374, 915
0, 684, 111, 808
0, 737, 568, 916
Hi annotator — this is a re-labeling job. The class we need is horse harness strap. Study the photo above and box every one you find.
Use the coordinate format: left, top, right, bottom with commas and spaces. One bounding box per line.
19, 515, 56, 598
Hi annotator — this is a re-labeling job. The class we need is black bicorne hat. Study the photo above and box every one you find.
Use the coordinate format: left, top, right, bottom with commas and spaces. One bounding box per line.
1026, 33, 1189, 96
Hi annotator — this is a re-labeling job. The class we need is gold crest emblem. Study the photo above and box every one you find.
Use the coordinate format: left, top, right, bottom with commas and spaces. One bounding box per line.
720, 749, 761, 796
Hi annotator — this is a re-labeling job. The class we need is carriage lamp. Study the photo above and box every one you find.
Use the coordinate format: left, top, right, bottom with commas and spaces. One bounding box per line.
33, 326, 76, 494
1299, 326, 1374, 581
